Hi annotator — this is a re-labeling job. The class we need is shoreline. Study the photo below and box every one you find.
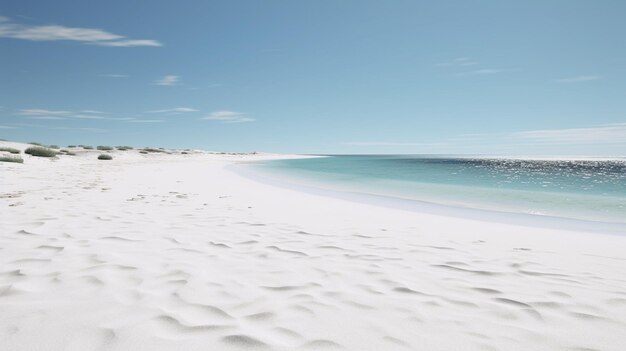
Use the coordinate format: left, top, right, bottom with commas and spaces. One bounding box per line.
2, 142, 626, 351
231, 162, 626, 236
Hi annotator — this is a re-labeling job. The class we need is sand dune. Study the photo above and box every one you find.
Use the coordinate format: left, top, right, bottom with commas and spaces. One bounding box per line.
1, 142, 626, 350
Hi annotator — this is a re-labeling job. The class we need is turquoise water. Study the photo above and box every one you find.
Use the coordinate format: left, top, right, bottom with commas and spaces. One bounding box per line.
249, 155, 626, 224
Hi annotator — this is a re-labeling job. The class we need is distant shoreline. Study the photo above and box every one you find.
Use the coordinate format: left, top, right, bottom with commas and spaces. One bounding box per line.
230, 162, 626, 236
3, 140, 626, 350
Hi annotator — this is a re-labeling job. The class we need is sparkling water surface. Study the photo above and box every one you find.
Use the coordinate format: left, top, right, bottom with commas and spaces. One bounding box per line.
249, 155, 626, 224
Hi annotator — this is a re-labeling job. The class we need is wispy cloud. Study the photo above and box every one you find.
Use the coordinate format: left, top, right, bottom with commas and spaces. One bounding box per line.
15, 107, 177, 124
26, 116, 67, 120
342, 124, 626, 152
0, 16, 161, 47
202, 110, 255, 123
0, 124, 16, 129
436, 57, 515, 76
147, 107, 198, 114
96, 39, 161, 47
155, 75, 180, 86
16, 108, 131, 121
511, 123, 626, 144
17, 108, 71, 116
8, 122, 107, 132
51, 126, 107, 132
79, 110, 107, 114
556, 75, 600, 83
101, 74, 128, 78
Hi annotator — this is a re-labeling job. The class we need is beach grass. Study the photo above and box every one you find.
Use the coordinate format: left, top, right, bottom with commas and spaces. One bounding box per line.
82, 146, 94, 150
116, 146, 133, 151
49, 145, 60, 149
0, 147, 21, 154
60, 150, 76, 156
24, 146, 57, 157
97, 154, 113, 160
97, 145, 114, 151
142, 147, 166, 153
0, 155, 24, 163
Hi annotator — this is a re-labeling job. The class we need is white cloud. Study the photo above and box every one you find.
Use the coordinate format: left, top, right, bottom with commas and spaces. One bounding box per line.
155, 75, 180, 86
511, 123, 626, 144
17, 108, 71, 116
342, 124, 626, 151
147, 107, 198, 114
556, 75, 600, 83
101, 74, 128, 78
52, 126, 107, 132
71, 114, 109, 120
7, 122, 106, 132
436, 58, 516, 76
0, 16, 161, 47
0, 124, 16, 129
79, 110, 107, 114
15, 108, 177, 125
26, 116, 67, 120
16, 108, 131, 121
202, 110, 255, 123
96, 39, 161, 47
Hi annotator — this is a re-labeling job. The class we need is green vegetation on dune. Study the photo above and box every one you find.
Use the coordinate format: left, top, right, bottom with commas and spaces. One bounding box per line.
0, 147, 20, 154
24, 146, 57, 157
142, 147, 165, 153
142, 147, 170, 154
97, 145, 114, 150
0, 156, 24, 163
97, 154, 113, 160
82, 145, 94, 150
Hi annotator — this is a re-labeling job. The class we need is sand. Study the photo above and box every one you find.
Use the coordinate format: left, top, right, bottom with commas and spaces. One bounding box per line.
1, 141, 626, 351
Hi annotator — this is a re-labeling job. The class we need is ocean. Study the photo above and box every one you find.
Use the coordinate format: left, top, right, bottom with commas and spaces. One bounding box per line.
246, 155, 626, 225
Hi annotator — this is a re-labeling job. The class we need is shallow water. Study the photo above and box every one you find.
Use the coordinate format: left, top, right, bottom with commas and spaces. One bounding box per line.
249, 155, 626, 224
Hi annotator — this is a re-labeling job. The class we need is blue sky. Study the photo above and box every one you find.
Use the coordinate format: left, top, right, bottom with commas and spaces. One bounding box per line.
1, 1, 625, 155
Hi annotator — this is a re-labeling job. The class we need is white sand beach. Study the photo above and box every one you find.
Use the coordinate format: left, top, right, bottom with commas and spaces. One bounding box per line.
1, 141, 626, 351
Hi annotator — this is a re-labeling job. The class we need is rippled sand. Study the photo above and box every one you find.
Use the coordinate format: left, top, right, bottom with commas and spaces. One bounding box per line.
1, 141, 625, 351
